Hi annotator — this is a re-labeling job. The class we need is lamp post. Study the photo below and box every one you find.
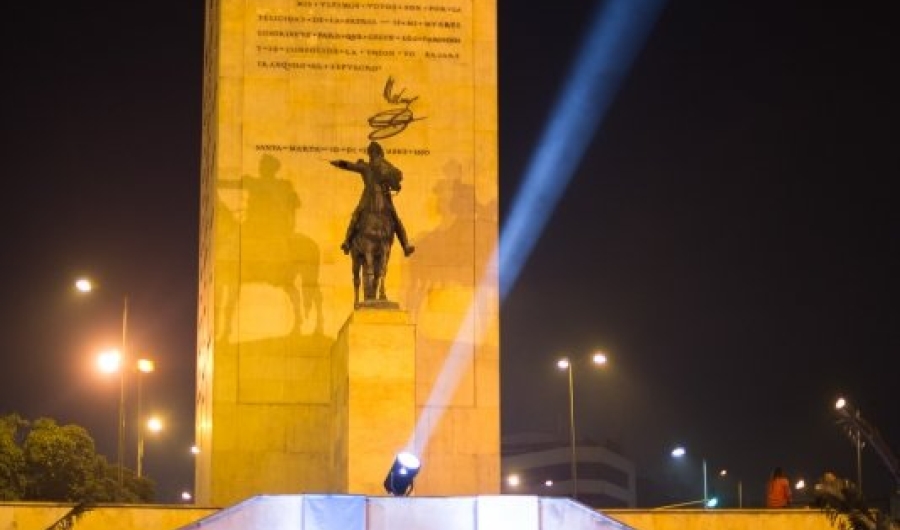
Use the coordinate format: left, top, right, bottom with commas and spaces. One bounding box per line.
671, 446, 712, 507
96, 347, 126, 491
136, 359, 155, 478
718, 468, 743, 508
77, 277, 128, 491
556, 351, 608, 501
138, 415, 163, 478
835, 397, 863, 490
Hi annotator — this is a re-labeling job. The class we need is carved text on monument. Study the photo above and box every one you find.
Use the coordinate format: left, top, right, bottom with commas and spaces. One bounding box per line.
253, 0, 465, 73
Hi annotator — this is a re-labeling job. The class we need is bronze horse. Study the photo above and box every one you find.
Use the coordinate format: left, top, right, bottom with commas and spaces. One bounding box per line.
331, 146, 405, 307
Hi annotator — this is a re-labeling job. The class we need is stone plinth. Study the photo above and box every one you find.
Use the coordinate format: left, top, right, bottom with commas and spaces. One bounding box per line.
332, 309, 416, 494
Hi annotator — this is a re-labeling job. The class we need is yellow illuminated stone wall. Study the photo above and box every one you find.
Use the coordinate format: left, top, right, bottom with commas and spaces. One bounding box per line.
604, 509, 839, 530
196, 0, 499, 506
0, 504, 843, 530
331, 310, 416, 494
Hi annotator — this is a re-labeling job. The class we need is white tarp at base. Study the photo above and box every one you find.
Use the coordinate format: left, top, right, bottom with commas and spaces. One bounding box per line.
178, 494, 636, 530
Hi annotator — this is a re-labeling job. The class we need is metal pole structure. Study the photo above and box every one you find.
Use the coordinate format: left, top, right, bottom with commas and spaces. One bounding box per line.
855, 409, 863, 492
702, 458, 708, 506
738, 479, 743, 508
567, 363, 578, 501
118, 296, 128, 492
135, 359, 155, 478
137, 371, 144, 478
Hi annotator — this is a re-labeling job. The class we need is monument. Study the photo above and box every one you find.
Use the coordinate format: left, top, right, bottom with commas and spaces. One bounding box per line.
196, 0, 499, 506
330, 140, 413, 308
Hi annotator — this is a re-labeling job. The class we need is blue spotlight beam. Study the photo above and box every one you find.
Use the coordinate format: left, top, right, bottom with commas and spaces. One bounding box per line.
500, 0, 667, 298
408, 0, 667, 457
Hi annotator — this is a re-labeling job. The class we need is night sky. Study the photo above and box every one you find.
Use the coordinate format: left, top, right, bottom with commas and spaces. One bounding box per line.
2, 0, 897, 508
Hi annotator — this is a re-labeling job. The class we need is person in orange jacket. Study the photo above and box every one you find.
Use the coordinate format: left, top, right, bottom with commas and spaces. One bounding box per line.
766, 467, 792, 508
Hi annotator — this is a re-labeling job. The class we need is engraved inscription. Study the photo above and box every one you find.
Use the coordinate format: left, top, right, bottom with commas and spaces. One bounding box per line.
253, 0, 466, 72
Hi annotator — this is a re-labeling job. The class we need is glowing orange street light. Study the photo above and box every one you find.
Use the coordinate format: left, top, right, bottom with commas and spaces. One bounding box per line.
79, 276, 129, 492
136, 359, 155, 478
95, 347, 126, 490
97, 349, 122, 374
137, 415, 164, 479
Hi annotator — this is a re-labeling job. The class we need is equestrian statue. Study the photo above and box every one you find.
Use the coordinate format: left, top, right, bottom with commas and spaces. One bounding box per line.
331, 141, 415, 307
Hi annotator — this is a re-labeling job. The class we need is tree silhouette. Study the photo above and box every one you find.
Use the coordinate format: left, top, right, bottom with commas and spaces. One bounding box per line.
0, 414, 153, 502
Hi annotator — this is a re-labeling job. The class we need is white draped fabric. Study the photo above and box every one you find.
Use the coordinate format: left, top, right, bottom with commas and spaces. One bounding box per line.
178, 494, 635, 530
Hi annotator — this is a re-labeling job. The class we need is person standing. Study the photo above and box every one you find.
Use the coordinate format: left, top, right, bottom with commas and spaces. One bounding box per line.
766, 467, 792, 508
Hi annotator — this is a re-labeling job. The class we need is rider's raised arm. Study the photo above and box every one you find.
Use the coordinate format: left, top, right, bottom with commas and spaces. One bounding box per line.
330, 159, 365, 172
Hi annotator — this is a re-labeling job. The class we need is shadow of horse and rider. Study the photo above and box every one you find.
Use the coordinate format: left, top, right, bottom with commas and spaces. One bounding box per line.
215, 140, 493, 341
215, 142, 415, 343
402, 159, 498, 317
216, 154, 323, 340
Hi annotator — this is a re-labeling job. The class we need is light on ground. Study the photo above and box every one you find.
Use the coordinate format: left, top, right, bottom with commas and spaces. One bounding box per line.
383, 452, 421, 496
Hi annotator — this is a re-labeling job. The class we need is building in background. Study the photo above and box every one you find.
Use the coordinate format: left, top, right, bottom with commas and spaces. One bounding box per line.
502, 432, 636, 507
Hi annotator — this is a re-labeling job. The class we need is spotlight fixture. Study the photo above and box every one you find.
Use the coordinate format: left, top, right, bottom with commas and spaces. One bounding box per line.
383, 452, 421, 496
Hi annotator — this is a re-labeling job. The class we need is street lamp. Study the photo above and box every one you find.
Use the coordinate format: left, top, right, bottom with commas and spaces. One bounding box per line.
718, 468, 743, 508
136, 359, 156, 478
556, 351, 608, 501
671, 445, 715, 507
835, 397, 864, 490
78, 277, 129, 491
96, 347, 126, 490
138, 415, 163, 478
97, 349, 122, 374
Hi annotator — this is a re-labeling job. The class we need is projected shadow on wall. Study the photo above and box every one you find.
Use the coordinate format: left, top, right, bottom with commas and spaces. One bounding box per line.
404, 160, 496, 316
216, 154, 324, 343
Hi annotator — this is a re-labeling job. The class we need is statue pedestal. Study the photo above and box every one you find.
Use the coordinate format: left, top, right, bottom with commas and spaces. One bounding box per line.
332, 308, 416, 494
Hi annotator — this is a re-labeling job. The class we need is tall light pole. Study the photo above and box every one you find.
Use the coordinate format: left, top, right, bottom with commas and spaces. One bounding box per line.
138, 415, 163, 478
835, 397, 863, 491
96, 348, 126, 491
703, 457, 708, 503
77, 277, 128, 492
557, 358, 577, 499
671, 446, 711, 507
718, 468, 742, 508
136, 359, 155, 478
556, 351, 608, 501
